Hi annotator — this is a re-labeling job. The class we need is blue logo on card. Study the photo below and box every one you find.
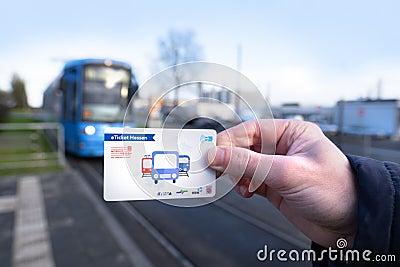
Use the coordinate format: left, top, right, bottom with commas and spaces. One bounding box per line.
200, 135, 213, 143
104, 133, 155, 141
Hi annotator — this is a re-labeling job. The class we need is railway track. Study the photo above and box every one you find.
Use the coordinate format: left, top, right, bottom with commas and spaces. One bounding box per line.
69, 156, 310, 267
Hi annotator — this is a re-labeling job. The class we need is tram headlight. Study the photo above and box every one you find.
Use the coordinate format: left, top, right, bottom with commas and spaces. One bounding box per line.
84, 125, 96, 135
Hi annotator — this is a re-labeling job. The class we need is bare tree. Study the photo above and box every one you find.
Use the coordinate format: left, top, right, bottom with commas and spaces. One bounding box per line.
11, 74, 28, 109
158, 29, 203, 68
157, 29, 204, 105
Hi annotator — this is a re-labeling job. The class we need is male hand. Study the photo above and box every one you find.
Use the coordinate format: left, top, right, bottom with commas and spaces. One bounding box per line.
207, 119, 357, 248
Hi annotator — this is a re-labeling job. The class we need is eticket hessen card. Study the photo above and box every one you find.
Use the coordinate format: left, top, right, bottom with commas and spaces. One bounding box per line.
104, 128, 216, 201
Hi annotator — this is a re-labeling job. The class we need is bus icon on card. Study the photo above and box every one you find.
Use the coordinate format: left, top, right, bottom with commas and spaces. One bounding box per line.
151, 151, 180, 184
142, 152, 191, 183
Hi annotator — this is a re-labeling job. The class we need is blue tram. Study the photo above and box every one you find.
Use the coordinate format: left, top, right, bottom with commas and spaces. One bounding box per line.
43, 59, 138, 157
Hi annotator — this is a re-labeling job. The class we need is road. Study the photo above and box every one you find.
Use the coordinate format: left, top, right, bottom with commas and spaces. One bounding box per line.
328, 134, 400, 163
69, 156, 311, 267
64, 134, 399, 267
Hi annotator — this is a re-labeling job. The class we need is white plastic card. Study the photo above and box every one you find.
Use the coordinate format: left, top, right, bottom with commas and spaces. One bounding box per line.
103, 127, 216, 201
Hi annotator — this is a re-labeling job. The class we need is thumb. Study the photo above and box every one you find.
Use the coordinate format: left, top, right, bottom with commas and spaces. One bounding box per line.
207, 146, 274, 192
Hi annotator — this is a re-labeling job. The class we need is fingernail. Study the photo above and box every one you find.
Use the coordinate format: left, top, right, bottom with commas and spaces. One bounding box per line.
207, 146, 225, 172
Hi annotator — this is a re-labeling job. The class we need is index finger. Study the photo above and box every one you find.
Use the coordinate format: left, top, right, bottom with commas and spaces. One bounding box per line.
217, 119, 276, 155
217, 119, 277, 193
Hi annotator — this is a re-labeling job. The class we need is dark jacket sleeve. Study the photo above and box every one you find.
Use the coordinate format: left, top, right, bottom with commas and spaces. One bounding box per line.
313, 155, 400, 266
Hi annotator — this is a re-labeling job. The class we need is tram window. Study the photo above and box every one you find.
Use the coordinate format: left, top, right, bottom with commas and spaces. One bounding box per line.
143, 158, 152, 168
61, 77, 68, 120
61, 69, 77, 121
71, 81, 77, 120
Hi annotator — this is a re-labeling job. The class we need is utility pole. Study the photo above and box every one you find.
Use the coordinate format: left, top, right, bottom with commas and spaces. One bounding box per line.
337, 100, 345, 150
236, 44, 242, 71
266, 82, 271, 103
377, 79, 382, 99
235, 44, 242, 114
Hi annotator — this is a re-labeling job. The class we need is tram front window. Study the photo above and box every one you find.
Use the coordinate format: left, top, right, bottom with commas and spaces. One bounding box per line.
82, 65, 130, 122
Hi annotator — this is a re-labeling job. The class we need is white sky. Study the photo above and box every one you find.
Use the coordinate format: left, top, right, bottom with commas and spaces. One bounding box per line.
1, 0, 399, 107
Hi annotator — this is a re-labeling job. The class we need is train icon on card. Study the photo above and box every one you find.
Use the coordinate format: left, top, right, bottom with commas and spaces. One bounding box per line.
141, 151, 191, 184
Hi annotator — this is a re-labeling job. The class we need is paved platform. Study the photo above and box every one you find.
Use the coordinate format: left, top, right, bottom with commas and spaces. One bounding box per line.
0, 169, 152, 267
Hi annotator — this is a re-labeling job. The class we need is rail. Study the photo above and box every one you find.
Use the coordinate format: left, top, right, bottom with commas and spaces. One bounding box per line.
0, 123, 65, 170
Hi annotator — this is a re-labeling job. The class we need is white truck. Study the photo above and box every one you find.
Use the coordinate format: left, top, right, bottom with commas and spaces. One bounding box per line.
334, 99, 400, 137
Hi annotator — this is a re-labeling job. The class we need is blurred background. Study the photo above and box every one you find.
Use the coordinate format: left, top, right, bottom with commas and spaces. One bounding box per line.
0, 1, 399, 266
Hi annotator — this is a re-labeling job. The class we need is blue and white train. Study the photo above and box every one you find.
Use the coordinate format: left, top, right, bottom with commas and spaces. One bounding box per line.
43, 59, 138, 157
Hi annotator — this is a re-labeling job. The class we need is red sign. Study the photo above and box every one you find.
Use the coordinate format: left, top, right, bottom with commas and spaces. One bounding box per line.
357, 108, 365, 117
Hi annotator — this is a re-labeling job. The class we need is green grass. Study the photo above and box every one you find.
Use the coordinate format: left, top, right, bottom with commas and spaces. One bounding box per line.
0, 166, 62, 177
0, 111, 63, 177
6, 110, 40, 123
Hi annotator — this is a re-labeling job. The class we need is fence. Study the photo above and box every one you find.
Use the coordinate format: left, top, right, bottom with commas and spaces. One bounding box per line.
0, 123, 65, 171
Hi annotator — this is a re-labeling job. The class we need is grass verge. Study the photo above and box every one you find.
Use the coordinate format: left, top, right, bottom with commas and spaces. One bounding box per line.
0, 110, 63, 177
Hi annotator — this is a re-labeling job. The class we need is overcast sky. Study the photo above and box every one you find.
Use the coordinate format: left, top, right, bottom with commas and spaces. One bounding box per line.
1, 0, 399, 107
